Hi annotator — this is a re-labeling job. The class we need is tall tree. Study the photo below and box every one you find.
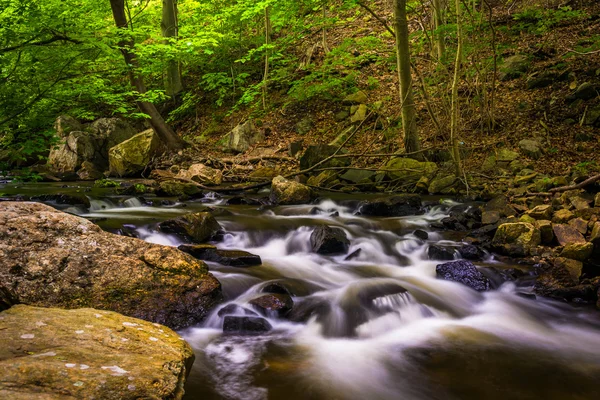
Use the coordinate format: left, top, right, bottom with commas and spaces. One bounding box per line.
393, 0, 420, 153
432, 0, 446, 62
162, 0, 183, 96
449, 0, 463, 176
109, 0, 185, 150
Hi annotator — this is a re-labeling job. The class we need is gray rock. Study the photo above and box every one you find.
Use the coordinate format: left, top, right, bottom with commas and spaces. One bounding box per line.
342, 90, 368, 105
270, 175, 313, 205
310, 225, 350, 255
519, 139, 543, 159
300, 144, 350, 170
109, 130, 162, 177
499, 55, 529, 81
225, 120, 264, 153
158, 212, 223, 243
295, 117, 313, 135
340, 169, 376, 184
436, 261, 491, 291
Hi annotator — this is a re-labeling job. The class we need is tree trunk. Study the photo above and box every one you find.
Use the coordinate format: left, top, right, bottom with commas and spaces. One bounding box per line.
393, 0, 420, 154
162, 0, 183, 96
450, 0, 463, 177
262, 6, 271, 110
432, 0, 446, 62
109, 0, 184, 150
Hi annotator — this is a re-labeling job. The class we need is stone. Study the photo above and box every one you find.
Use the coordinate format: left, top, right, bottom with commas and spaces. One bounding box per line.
269, 175, 313, 205
334, 110, 350, 121
77, 161, 104, 181
552, 224, 586, 246
109, 130, 161, 177
357, 194, 422, 217
572, 82, 598, 101
536, 220, 554, 244
299, 144, 351, 171
514, 172, 538, 185
384, 157, 438, 186
481, 155, 497, 172
249, 293, 293, 317
157, 180, 202, 197
307, 170, 338, 188
519, 214, 537, 224
0, 305, 194, 400
225, 120, 264, 153
176, 163, 223, 186
553, 257, 584, 283
340, 169, 375, 184
428, 175, 458, 195
527, 205, 553, 220
310, 225, 350, 255
552, 209, 575, 223
458, 245, 484, 261
518, 139, 543, 159
29, 194, 90, 208
499, 55, 529, 81
350, 104, 368, 123
342, 90, 368, 105
178, 244, 262, 267
574, 207, 600, 220
569, 196, 590, 210
54, 115, 83, 138
491, 222, 541, 256
158, 212, 222, 243
249, 166, 280, 181
481, 211, 501, 225
526, 72, 556, 89
0, 202, 222, 330
295, 117, 313, 135
223, 316, 272, 335
289, 140, 304, 157
414, 230, 429, 240
428, 245, 455, 261
509, 159, 528, 174
483, 196, 517, 217
217, 304, 257, 317
89, 118, 138, 150
560, 242, 593, 262
497, 148, 520, 163
568, 217, 588, 234
47, 131, 98, 174
595, 193, 600, 208
436, 261, 491, 291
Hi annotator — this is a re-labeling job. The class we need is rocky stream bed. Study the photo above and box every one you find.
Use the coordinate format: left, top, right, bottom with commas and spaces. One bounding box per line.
1, 180, 600, 399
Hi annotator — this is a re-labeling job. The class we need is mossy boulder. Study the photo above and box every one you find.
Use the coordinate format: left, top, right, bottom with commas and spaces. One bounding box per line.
560, 242, 593, 262
0, 305, 194, 400
109, 129, 161, 177
499, 55, 530, 81
491, 222, 541, 256
158, 212, 223, 243
299, 144, 351, 171
428, 175, 459, 195
157, 180, 202, 198
384, 157, 438, 187
269, 175, 314, 205
0, 202, 222, 330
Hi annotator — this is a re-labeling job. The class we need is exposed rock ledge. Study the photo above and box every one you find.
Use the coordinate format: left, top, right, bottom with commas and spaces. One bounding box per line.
0, 202, 222, 330
0, 305, 194, 399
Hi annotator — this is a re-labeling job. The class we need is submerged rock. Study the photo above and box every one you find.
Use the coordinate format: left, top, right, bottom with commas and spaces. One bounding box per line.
310, 225, 350, 255
0, 202, 222, 329
249, 293, 294, 318
436, 260, 491, 291
158, 212, 222, 243
223, 316, 272, 335
0, 305, 194, 400
178, 244, 262, 267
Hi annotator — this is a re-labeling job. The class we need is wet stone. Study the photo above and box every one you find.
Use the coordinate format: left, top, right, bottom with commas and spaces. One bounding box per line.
249, 294, 293, 318
222, 316, 272, 335
436, 261, 491, 291
414, 230, 429, 240
178, 244, 262, 267
428, 245, 455, 261
217, 304, 258, 317
310, 225, 350, 255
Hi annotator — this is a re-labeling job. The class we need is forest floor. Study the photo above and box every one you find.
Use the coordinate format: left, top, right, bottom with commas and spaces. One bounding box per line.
169, 0, 600, 191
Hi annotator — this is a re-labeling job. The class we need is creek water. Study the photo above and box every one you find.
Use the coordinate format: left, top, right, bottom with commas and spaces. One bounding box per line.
2, 181, 600, 400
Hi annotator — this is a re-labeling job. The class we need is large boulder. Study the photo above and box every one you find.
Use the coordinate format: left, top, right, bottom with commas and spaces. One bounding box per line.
47, 117, 138, 174
269, 175, 313, 205
0, 202, 222, 329
176, 163, 223, 186
357, 194, 422, 217
158, 212, 223, 243
310, 225, 350, 255
0, 305, 194, 400
428, 175, 459, 195
436, 260, 491, 291
384, 157, 438, 187
225, 120, 264, 153
299, 144, 351, 171
109, 130, 162, 177
552, 224, 586, 246
491, 222, 541, 256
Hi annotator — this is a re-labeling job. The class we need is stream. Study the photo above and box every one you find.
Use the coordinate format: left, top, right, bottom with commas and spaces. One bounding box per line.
2, 181, 600, 400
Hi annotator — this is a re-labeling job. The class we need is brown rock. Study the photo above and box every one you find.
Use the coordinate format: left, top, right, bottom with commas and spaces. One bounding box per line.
574, 207, 600, 220
0, 305, 194, 400
568, 218, 588, 235
0, 202, 222, 330
176, 163, 223, 186
527, 205, 552, 220
158, 212, 222, 243
552, 224, 586, 246
483, 196, 517, 217
269, 175, 313, 205
481, 211, 501, 225
569, 196, 590, 211
595, 193, 600, 208
552, 209, 575, 224
249, 293, 293, 317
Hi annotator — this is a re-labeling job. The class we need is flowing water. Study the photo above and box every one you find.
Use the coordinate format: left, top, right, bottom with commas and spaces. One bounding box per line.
2, 181, 600, 400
